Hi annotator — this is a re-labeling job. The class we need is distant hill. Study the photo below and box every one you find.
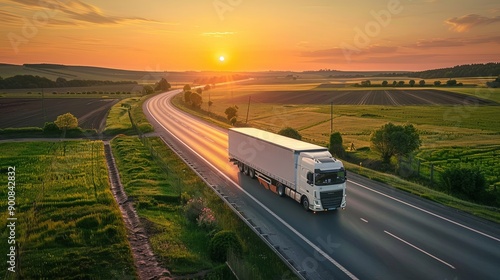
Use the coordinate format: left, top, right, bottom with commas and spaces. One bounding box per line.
408, 63, 500, 79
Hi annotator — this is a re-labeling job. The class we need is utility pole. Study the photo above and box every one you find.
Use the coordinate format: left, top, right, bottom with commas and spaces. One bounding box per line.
245, 96, 251, 123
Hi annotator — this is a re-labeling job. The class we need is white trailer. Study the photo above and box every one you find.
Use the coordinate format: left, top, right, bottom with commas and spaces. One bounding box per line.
228, 128, 346, 211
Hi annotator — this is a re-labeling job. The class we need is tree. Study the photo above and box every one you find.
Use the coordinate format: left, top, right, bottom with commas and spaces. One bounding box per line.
370, 123, 421, 163
196, 88, 203, 94
54, 113, 78, 133
155, 78, 171, 91
190, 92, 202, 109
278, 127, 302, 140
382, 80, 388, 86
360, 80, 371, 87
419, 80, 426, 86
486, 77, 500, 88
397, 81, 405, 86
204, 84, 211, 90
409, 80, 415, 87
183, 84, 191, 91
142, 85, 154, 95
434, 80, 442, 86
224, 106, 238, 121
392, 81, 397, 86
446, 79, 457, 86
329, 132, 345, 158
184, 90, 192, 104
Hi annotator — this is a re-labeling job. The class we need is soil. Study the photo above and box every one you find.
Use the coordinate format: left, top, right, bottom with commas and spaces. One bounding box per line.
233, 89, 497, 105
0, 98, 119, 131
104, 142, 172, 280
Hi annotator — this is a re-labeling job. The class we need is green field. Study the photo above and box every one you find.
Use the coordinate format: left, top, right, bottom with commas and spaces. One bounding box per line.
0, 141, 135, 279
175, 79, 500, 215
111, 136, 297, 279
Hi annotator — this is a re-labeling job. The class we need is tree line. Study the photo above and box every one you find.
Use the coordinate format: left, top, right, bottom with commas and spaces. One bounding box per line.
355, 79, 463, 87
0, 75, 137, 89
408, 63, 500, 79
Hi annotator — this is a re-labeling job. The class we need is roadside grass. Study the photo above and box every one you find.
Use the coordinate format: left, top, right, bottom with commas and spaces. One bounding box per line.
104, 96, 153, 136
0, 141, 136, 279
111, 136, 298, 279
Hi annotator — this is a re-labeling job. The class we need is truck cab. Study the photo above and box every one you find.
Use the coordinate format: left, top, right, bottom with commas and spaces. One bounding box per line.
298, 151, 347, 211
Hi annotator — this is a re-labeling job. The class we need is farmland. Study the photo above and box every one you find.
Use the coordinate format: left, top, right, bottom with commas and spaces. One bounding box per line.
0, 141, 135, 279
0, 98, 119, 131
176, 79, 500, 204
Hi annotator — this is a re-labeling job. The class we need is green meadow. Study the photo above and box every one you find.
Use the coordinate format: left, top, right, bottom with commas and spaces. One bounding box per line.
111, 136, 297, 279
0, 141, 135, 279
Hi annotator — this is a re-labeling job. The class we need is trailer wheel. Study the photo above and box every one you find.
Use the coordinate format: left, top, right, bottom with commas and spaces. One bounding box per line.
248, 168, 255, 179
277, 183, 285, 197
301, 196, 310, 211
238, 162, 244, 173
243, 165, 249, 175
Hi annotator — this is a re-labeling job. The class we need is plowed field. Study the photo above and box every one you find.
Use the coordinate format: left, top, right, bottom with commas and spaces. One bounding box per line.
239, 89, 497, 105
0, 98, 118, 131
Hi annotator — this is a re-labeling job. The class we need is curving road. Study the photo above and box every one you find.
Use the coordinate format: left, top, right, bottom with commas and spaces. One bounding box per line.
144, 89, 500, 280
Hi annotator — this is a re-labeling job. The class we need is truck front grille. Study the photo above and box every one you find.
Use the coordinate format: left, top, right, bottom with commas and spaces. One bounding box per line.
320, 190, 343, 209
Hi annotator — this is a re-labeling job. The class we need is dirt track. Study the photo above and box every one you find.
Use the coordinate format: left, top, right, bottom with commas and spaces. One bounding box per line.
0, 98, 118, 131
241, 89, 497, 105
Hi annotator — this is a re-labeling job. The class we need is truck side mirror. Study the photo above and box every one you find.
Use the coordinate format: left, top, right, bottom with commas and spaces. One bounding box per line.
307, 172, 313, 184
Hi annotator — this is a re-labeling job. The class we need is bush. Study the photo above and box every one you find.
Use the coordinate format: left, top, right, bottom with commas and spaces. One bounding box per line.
197, 207, 217, 230
329, 132, 345, 158
43, 122, 60, 133
278, 127, 302, 140
208, 230, 242, 263
184, 197, 205, 222
441, 166, 487, 202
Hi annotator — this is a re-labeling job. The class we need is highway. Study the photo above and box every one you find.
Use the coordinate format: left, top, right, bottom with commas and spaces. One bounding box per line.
144, 89, 500, 280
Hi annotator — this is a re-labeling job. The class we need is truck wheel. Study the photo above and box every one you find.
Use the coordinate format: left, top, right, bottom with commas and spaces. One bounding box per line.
243, 165, 249, 175
301, 197, 309, 211
238, 162, 244, 173
277, 183, 285, 197
248, 168, 255, 179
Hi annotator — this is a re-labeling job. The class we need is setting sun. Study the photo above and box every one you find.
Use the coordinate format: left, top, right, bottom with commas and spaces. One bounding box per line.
219, 56, 225, 62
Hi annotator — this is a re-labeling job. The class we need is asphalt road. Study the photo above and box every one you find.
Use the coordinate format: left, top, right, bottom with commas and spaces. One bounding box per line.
144, 89, 500, 280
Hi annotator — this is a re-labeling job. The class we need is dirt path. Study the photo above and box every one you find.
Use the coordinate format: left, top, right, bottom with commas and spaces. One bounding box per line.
104, 142, 171, 280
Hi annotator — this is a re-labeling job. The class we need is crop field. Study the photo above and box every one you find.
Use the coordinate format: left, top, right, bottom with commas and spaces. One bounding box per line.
182, 80, 500, 192
0, 98, 119, 130
0, 141, 135, 279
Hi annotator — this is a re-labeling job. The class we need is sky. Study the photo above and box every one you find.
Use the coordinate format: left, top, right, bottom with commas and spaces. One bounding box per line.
1, 0, 499, 72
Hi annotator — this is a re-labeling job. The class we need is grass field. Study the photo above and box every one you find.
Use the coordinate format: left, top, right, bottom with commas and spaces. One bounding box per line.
0, 141, 135, 279
111, 136, 297, 279
103, 96, 154, 136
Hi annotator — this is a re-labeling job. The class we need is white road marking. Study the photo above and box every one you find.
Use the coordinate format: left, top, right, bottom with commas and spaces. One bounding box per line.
349, 180, 500, 243
360, 218, 368, 223
384, 230, 455, 270
146, 95, 359, 280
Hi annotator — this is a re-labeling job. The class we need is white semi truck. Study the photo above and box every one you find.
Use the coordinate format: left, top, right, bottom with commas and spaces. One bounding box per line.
228, 128, 346, 211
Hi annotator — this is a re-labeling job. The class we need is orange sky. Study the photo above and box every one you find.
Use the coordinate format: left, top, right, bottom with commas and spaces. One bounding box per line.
1, 0, 499, 71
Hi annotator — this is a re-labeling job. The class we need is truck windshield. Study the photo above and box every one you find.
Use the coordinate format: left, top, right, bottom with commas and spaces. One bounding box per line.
315, 170, 345, 185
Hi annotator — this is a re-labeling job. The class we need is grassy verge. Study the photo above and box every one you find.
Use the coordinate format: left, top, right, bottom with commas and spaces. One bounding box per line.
103, 95, 153, 136
111, 136, 298, 279
0, 141, 136, 279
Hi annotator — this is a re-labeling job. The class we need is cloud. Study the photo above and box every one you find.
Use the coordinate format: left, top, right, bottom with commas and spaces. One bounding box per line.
201, 31, 236, 37
7, 0, 156, 25
409, 35, 500, 48
445, 14, 500, 32
301, 45, 398, 57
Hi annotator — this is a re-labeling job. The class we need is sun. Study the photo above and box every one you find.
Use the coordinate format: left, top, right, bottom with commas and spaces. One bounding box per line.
219, 56, 225, 62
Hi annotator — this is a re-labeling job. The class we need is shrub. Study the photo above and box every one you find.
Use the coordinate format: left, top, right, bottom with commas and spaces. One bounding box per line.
208, 230, 242, 262
43, 122, 60, 133
329, 132, 345, 158
184, 197, 205, 222
197, 207, 217, 230
278, 127, 302, 140
441, 166, 487, 202
180, 192, 192, 204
